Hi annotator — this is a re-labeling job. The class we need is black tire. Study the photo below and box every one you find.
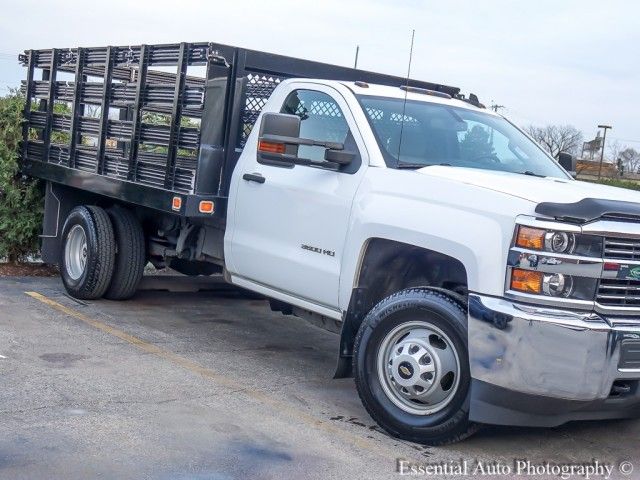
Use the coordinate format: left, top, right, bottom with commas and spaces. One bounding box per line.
104, 206, 146, 300
60, 206, 115, 300
353, 288, 479, 445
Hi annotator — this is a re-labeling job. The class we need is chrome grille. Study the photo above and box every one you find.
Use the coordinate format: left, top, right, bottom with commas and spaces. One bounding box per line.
604, 236, 640, 260
598, 278, 640, 306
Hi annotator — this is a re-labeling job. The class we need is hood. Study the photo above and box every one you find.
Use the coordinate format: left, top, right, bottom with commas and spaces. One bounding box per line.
415, 166, 640, 205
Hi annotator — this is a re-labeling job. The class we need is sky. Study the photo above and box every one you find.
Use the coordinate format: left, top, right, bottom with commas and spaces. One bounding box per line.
1, 0, 638, 151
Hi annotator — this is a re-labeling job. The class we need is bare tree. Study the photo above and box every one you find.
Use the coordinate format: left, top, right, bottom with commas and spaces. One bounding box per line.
620, 147, 640, 175
525, 124, 584, 158
608, 139, 621, 158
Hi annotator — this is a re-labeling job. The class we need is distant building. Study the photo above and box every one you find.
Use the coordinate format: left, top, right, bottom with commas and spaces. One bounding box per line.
575, 158, 617, 178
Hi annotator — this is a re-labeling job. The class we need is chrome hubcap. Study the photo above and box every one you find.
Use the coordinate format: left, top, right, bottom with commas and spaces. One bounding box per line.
377, 321, 461, 415
65, 224, 88, 280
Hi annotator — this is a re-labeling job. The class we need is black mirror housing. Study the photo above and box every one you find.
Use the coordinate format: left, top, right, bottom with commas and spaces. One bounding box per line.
257, 112, 353, 170
257, 113, 301, 165
259, 112, 301, 138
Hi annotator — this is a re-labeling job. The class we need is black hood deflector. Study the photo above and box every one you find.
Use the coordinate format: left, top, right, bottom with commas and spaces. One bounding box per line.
535, 198, 640, 224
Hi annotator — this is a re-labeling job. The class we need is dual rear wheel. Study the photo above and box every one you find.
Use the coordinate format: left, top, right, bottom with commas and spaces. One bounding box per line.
61, 205, 145, 300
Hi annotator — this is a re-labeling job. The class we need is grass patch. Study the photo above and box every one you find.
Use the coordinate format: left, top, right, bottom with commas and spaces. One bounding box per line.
579, 178, 640, 191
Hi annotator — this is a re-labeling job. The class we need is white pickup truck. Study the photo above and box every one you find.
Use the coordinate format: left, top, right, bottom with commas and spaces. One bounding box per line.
22, 42, 640, 444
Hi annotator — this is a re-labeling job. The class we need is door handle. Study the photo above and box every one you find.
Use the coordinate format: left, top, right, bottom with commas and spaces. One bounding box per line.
242, 173, 266, 184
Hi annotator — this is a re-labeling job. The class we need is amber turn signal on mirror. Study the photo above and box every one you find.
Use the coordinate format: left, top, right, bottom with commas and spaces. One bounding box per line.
258, 140, 286, 154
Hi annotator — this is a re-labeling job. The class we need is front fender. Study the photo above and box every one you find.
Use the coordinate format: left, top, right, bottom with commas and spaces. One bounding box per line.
338, 169, 535, 311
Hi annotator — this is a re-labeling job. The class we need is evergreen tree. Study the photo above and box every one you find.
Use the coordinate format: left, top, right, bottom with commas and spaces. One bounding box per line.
0, 91, 43, 262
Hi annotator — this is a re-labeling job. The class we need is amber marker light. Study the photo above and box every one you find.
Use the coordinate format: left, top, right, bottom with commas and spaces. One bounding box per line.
515, 226, 545, 250
172, 196, 182, 211
510, 268, 543, 294
199, 201, 215, 214
258, 140, 286, 154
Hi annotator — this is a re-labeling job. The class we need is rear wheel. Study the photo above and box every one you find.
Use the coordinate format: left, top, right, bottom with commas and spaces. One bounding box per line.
353, 288, 478, 445
61, 206, 115, 300
104, 206, 146, 300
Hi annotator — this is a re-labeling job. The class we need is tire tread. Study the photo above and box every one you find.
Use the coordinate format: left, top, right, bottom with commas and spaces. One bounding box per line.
353, 287, 480, 445
60, 206, 115, 300
104, 206, 145, 300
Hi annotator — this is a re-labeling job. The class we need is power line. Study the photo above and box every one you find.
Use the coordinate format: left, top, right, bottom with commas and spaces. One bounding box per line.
611, 137, 640, 144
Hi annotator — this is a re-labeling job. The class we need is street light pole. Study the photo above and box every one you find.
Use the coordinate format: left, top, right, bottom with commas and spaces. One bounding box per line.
597, 124, 612, 179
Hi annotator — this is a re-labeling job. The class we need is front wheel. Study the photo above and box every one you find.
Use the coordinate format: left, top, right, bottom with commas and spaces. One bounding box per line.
353, 288, 478, 445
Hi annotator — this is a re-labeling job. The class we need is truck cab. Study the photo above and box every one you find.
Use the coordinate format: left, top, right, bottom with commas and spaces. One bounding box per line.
225, 78, 640, 443
20, 42, 640, 445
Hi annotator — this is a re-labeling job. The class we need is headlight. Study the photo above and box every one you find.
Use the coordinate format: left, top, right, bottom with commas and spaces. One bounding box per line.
510, 269, 574, 296
509, 267, 597, 300
544, 231, 574, 254
542, 273, 573, 297
515, 226, 602, 257
508, 222, 602, 304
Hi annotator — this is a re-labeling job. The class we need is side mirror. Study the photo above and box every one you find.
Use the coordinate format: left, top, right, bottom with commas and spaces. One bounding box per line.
258, 113, 301, 165
259, 112, 301, 139
257, 112, 353, 168
557, 152, 576, 172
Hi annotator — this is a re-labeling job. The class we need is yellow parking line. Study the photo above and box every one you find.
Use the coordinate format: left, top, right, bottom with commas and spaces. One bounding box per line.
25, 291, 413, 458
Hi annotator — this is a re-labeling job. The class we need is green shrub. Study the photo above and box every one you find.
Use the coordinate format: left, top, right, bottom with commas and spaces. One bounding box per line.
581, 178, 640, 192
0, 91, 43, 262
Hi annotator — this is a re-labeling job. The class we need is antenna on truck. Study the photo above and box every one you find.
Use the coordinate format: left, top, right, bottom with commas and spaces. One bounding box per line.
396, 29, 415, 165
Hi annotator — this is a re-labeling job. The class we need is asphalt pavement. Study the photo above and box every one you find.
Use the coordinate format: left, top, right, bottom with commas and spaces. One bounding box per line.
1, 275, 638, 479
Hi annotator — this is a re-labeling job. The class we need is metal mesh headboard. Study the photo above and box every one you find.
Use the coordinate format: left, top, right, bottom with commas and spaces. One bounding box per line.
238, 73, 286, 148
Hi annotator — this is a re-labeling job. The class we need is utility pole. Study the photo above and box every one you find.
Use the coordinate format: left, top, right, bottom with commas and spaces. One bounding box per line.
354, 45, 359, 69
597, 124, 612, 179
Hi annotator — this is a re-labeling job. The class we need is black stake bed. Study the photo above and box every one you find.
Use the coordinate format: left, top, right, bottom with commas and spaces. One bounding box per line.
19, 41, 461, 218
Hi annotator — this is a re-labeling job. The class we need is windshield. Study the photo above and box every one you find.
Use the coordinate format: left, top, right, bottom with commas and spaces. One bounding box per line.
357, 95, 571, 179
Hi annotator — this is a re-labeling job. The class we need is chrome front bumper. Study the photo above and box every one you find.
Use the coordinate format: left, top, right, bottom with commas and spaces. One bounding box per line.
468, 294, 640, 426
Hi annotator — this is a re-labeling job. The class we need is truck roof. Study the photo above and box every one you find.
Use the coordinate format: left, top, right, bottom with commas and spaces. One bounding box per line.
337, 81, 488, 112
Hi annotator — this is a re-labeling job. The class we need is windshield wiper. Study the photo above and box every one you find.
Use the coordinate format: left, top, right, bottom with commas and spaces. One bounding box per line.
519, 170, 546, 178
396, 163, 452, 169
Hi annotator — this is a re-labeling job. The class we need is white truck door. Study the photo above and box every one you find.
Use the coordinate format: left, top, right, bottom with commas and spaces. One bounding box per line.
227, 84, 367, 310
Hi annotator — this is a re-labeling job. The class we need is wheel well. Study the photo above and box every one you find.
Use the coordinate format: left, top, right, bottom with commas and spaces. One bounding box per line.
334, 238, 468, 378
355, 238, 468, 311
42, 182, 170, 266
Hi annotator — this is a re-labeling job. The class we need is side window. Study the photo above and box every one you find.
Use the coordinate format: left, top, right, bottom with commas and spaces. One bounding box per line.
281, 89, 352, 162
